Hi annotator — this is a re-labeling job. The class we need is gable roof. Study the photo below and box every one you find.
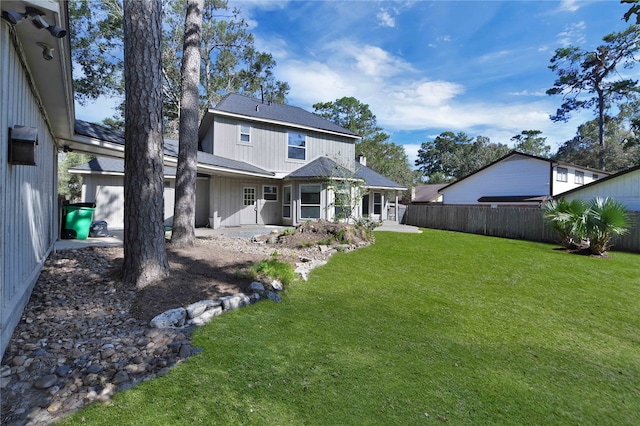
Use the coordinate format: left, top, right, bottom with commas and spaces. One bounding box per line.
354, 161, 407, 190
439, 151, 610, 192
285, 157, 406, 190
75, 120, 124, 145
73, 120, 274, 177
412, 184, 448, 203
199, 93, 360, 140
286, 157, 352, 179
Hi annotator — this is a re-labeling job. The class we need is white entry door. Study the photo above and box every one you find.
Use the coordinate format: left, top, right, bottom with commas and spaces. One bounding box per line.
241, 186, 257, 224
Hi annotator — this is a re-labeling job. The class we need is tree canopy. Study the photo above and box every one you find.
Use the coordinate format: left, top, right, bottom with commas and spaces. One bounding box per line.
555, 117, 640, 172
69, 0, 289, 134
510, 130, 551, 157
415, 131, 510, 181
313, 97, 417, 189
546, 25, 640, 169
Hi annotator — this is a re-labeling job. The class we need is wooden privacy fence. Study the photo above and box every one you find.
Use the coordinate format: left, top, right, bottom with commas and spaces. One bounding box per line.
403, 205, 640, 254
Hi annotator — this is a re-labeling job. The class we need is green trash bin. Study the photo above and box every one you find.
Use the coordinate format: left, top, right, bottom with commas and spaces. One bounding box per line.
62, 205, 95, 239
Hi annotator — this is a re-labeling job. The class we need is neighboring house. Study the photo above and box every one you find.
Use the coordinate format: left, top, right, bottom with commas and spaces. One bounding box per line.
70, 94, 406, 229
557, 164, 640, 211
439, 151, 609, 207
1, 1, 74, 356
411, 184, 447, 204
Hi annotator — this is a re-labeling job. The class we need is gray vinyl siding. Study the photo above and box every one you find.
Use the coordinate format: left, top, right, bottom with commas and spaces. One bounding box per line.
209, 117, 356, 173
1, 23, 58, 357
81, 175, 211, 229
211, 177, 286, 228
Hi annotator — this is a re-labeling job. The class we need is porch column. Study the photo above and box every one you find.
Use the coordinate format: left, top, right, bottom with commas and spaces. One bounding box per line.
395, 192, 399, 223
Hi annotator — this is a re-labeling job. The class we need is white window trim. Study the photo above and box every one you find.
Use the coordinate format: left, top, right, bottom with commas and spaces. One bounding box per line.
333, 184, 351, 219
574, 170, 584, 185
287, 131, 306, 162
556, 167, 568, 182
282, 185, 292, 219
373, 192, 383, 215
263, 185, 278, 202
243, 186, 256, 206
238, 123, 251, 145
299, 184, 322, 220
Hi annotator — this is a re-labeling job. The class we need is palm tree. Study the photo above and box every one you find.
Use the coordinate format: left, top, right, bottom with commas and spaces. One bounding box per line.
584, 197, 632, 255
542, 199, 588, 249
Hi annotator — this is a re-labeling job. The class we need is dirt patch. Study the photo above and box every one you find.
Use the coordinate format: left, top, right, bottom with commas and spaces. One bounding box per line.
126, 220, 373, 321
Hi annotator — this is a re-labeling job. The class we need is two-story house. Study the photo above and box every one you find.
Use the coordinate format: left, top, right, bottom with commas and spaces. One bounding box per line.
71, 94, 406, 230
438, 151, 609, 207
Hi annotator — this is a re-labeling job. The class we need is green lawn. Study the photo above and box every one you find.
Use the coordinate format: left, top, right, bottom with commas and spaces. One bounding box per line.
59, 229, 640, 425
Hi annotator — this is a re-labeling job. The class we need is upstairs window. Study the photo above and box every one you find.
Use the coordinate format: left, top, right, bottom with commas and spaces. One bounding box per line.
288, 132, 306, 160
593, 173, 599, 180
239, 123, 251, 144
574, 171, 584, 185
556, 167, 568, 182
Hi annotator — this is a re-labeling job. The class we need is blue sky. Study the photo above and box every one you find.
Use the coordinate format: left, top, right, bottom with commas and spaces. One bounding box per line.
75, 0, 636, 166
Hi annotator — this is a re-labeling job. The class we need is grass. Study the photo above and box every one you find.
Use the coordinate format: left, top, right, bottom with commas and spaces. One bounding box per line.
249, 250, 298, 286
58, 229, 640, 425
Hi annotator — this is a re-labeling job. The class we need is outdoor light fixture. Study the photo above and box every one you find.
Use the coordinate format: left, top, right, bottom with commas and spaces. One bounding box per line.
25, 7, 67, 38
1, 6, 67, 39
1, 9, 26, 24
37, 42, 54, 61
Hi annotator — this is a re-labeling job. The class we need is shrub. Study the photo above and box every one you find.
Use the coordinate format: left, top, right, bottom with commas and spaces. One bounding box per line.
543, 197, 632, 255
584, 197, 632, 255
542, 199, 587, 249
251, 251, 297, 286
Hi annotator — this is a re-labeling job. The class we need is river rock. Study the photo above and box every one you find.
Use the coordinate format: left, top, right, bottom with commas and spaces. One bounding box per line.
150, 308, 187, 328
34, 375, 58, 390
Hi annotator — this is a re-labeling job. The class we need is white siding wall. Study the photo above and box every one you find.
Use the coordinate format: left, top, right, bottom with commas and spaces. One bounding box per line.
1, 24, 58, 356
209, 117, 356, 173
552, 166, 600, 195
82, 176, 211, 229
562, 170, 640, 211
441, 155, 550, 204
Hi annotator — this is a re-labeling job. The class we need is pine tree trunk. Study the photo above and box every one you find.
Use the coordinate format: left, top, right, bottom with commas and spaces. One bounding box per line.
122, 0, 170, 288
171, 0, 204, 248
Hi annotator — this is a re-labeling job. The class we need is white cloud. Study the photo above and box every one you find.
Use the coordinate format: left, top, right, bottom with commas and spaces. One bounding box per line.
509, 89, 547, 97
558, 0, 580, 13
377, 9, 395, 28
345, 43, 415, 78
276, 40, 577, 149
477, 50, 512, 63
402, 143, 422, 165
557, 21, 586, 46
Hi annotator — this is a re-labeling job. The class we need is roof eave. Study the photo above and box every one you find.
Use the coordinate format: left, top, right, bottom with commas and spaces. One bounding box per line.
206, 109, 361, 141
